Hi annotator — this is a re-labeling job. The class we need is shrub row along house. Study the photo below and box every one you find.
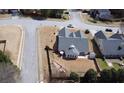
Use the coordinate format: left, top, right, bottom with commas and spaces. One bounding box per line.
57, 27, 89, 59
94, 31, 124, 58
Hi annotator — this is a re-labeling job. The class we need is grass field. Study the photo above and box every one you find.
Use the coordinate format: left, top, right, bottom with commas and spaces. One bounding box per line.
112, 63, 121, 70
96, 58, 109, 70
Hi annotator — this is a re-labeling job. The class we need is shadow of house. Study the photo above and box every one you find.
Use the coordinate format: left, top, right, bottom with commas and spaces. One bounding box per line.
91, 39, 103, 58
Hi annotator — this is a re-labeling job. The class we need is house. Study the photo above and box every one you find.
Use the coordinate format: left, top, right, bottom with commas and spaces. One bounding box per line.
0, 9, 9, 14
89, 9, 113, 20
9, 9, 19, 16
94, 31, 124, 58
57, 27, 89, 59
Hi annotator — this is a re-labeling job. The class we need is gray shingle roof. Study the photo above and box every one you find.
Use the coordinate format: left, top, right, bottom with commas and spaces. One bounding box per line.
94, 31, 124, 57
94, 31, 107, 39
58, 27, 89, 57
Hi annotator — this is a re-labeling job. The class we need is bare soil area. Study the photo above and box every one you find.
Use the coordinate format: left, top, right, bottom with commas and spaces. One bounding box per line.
38, 26, 59, 82
0, 25, 22, 66
50, 51, 96, 77
0, 14, 11, 19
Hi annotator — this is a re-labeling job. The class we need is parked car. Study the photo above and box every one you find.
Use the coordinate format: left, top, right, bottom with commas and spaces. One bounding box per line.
105, 29, 112, 32
67, 24, 74, 28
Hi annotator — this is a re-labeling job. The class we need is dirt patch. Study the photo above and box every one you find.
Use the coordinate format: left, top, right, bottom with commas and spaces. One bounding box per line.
0, 14, 11, 19
0, 25, 22, 66
49, 51, 96, 77
37, 26, 59, 82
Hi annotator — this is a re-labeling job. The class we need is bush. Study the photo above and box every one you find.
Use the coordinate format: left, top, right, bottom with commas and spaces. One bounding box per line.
69, 72, 80, 82
100, 69, 112, 83
85, 29, 90, 34
111, 68, 119, 83
0, 51, 11, 63
83, 69, 97, 83
118, 69, 124, 83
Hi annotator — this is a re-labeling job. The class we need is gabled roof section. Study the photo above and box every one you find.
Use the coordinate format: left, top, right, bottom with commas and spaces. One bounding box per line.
95, 31, 107, 39
74, 30, 84, 38
98, 9, 110, 13
58, 27, 71, 37
58, 27, 85, 38
58, 27, 66, 37
110, 34, 124, 40
69, 32, 75, 37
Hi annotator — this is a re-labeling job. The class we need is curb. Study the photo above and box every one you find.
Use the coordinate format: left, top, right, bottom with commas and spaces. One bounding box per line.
16, 25, 25, 70
37, 25, 44, 83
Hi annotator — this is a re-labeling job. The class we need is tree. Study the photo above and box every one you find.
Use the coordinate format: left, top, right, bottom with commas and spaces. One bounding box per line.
0, 50, 20, 82
83, 69, 97, 83
111, 68, 119, 83
100, 69, 112, 83
118, 69, 124, 83
0, 50, 11, 63
69, 72, 80, 82
85, 29, 90, 34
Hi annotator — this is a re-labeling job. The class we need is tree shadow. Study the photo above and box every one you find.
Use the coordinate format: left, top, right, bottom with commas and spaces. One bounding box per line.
0, 62, 20, 83
31, 16, 47, 20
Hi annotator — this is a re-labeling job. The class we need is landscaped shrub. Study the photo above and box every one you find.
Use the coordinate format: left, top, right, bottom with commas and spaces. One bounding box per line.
85, 29, 90, 34
111, 68, 119, 83
0, 50, 11, 63
118, 68, 124, 83
69, 72, 80, 82
100, 69, 112, 83
83, 69, 97, 83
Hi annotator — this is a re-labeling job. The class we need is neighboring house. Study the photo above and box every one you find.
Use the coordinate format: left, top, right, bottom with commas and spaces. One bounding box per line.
57, 27, 89, 59
9, 9, 19, 16
89, 9, 113, 20
110, 9, 124, 18
0, 9, 9, 14
94, 31, 124, 58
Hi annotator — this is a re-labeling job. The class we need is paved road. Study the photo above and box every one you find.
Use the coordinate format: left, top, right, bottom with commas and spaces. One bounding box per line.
0, 11, 119, 83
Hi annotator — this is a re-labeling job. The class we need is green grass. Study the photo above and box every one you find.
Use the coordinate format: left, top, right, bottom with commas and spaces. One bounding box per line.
96, 58, 109, 70
88, 19, 97, 23
112, 63, 121, 70
62, 14, 69, 20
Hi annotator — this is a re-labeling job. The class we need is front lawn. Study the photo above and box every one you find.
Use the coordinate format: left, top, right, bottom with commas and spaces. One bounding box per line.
62, 14, 69, 20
